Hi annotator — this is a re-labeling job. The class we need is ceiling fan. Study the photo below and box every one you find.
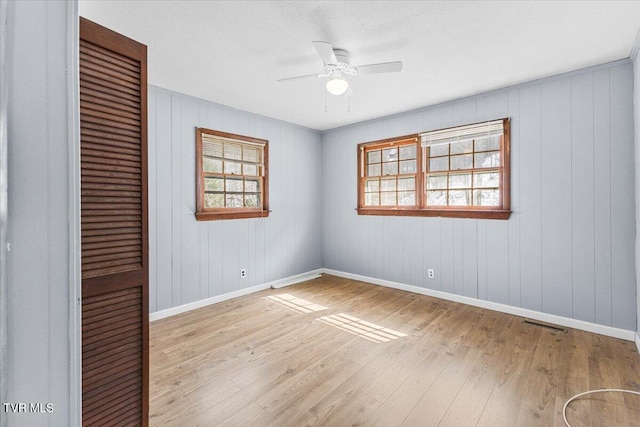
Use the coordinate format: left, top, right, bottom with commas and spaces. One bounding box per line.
278, 41, 403, 96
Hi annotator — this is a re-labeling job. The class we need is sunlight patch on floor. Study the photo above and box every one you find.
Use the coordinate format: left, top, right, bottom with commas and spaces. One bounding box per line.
316, 313, 407, 343
264, 293, 328, 314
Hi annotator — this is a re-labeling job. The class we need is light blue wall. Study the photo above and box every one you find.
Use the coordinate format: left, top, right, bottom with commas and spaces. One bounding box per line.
5, 0, 80, 425
633, 34, 640, 340
148, 87, 323, 313
322, 60, 636, 331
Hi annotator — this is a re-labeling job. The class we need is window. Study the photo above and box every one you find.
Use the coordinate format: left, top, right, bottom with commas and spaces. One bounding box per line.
359, 135, 420, 208
196, 128, 268, 221
357, 118, 510, 219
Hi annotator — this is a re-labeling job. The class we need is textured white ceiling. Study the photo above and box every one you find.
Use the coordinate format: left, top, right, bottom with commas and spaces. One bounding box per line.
79, 1, 640, 131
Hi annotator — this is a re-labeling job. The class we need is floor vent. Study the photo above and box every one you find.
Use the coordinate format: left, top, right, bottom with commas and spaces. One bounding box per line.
523, 319, 567, 333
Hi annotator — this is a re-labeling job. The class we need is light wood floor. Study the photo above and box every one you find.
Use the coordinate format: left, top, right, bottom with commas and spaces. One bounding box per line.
149, 275, 640, 426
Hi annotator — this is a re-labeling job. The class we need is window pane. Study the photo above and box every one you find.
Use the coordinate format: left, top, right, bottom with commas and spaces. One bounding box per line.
198, 130, 268, 218
243, 164, 257, 176
382, 148, 398, 162
205, 177, 224, 192
382, 162, 398, 176
430, 157, 448, 172
245, 179, 259, 193
244, 194, 259, 207
451, 154, 473, 170
449, 190, 471, 206
205, 193, 224, 208
365, 179, 379, 192
399, 145, 416, 160
427, 190, 447, 206
474, 189, 500, 206
381, 178, 396, 191
449, 173, 471, 189
367, 164, 381, 177
224, 143, 242, 160
367, 150, 381, 164
243, 147, 258, 162
429, 145, 449, 157
399, 160, 416, 174
380, 192, 396, 206
475, 151, 500, 168
225, 161, 242, 175
398, 177, 415, 191
203, 157, 223, 173
474, 171, 499, 188
475, 135, 500, 152
398, 191, 415, 206
226, 178, 243, 192
358, 121, 507, 215
202, 140, 223, 158
365, 193, 379, 206
450, 140, 473, 155
427, 174, 447, 190
225, 194, 243, 207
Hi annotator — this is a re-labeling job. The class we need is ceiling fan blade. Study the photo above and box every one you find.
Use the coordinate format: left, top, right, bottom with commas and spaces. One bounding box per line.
355, 61, 403, 75
312, 41, 338, 66
277, 73, 319, 82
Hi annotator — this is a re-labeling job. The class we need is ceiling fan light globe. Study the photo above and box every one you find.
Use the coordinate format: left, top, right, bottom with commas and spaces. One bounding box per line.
326, 78, 349, 96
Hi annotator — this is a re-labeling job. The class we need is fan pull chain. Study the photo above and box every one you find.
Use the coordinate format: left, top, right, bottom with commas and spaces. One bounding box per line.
324, 90, 328, 113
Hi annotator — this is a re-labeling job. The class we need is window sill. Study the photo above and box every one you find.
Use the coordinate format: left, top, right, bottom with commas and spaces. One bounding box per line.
195, 210, 270, 221
356, 207, 512, 220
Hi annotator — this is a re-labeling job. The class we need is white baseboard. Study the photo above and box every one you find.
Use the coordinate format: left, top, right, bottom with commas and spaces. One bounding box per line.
149, 268, 323, 322
270, 269, 322, 289
149, 266, 637, 346
322, 268, 637, 342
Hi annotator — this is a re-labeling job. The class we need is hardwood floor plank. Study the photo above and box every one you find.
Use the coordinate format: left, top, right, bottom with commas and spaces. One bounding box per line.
148, 274, 640, 426
589, 335, 640, 426
400, 309, 509, 426
254, 288, 418, 424
149, 378, 239, 425
218, 402, 270, 427
303, 296, 454, 425
474, 319, 543, 426
550, 330, 589, 427
256, 355, 363, 424
367, 347, 454, 427
511, 326, 565, 426
307, 391, 381, 427
436, 312, 522, 426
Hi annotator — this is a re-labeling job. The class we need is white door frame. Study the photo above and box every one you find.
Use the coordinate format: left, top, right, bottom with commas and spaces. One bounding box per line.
67, 0, 82, 425
0, 1, 9, 424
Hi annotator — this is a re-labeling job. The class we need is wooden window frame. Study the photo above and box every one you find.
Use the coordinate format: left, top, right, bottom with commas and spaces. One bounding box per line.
357, 118, 511, 220
358, 135, 422, 211
195, 128, 269, 221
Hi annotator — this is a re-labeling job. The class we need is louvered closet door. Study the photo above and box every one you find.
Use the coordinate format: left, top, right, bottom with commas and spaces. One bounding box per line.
80, 17, 148, 427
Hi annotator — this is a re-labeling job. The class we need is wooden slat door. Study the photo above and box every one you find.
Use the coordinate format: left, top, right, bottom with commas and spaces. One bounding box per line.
80, 17, 148, 427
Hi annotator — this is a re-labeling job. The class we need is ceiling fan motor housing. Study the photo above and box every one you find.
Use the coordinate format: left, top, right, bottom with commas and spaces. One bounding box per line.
323, 49, 358, 78
277, 41, 402, 83
333, 49, 350, 65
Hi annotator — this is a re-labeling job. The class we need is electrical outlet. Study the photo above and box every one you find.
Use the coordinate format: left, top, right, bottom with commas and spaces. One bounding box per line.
428, 268, 435, 279
240, 269, 246, 279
